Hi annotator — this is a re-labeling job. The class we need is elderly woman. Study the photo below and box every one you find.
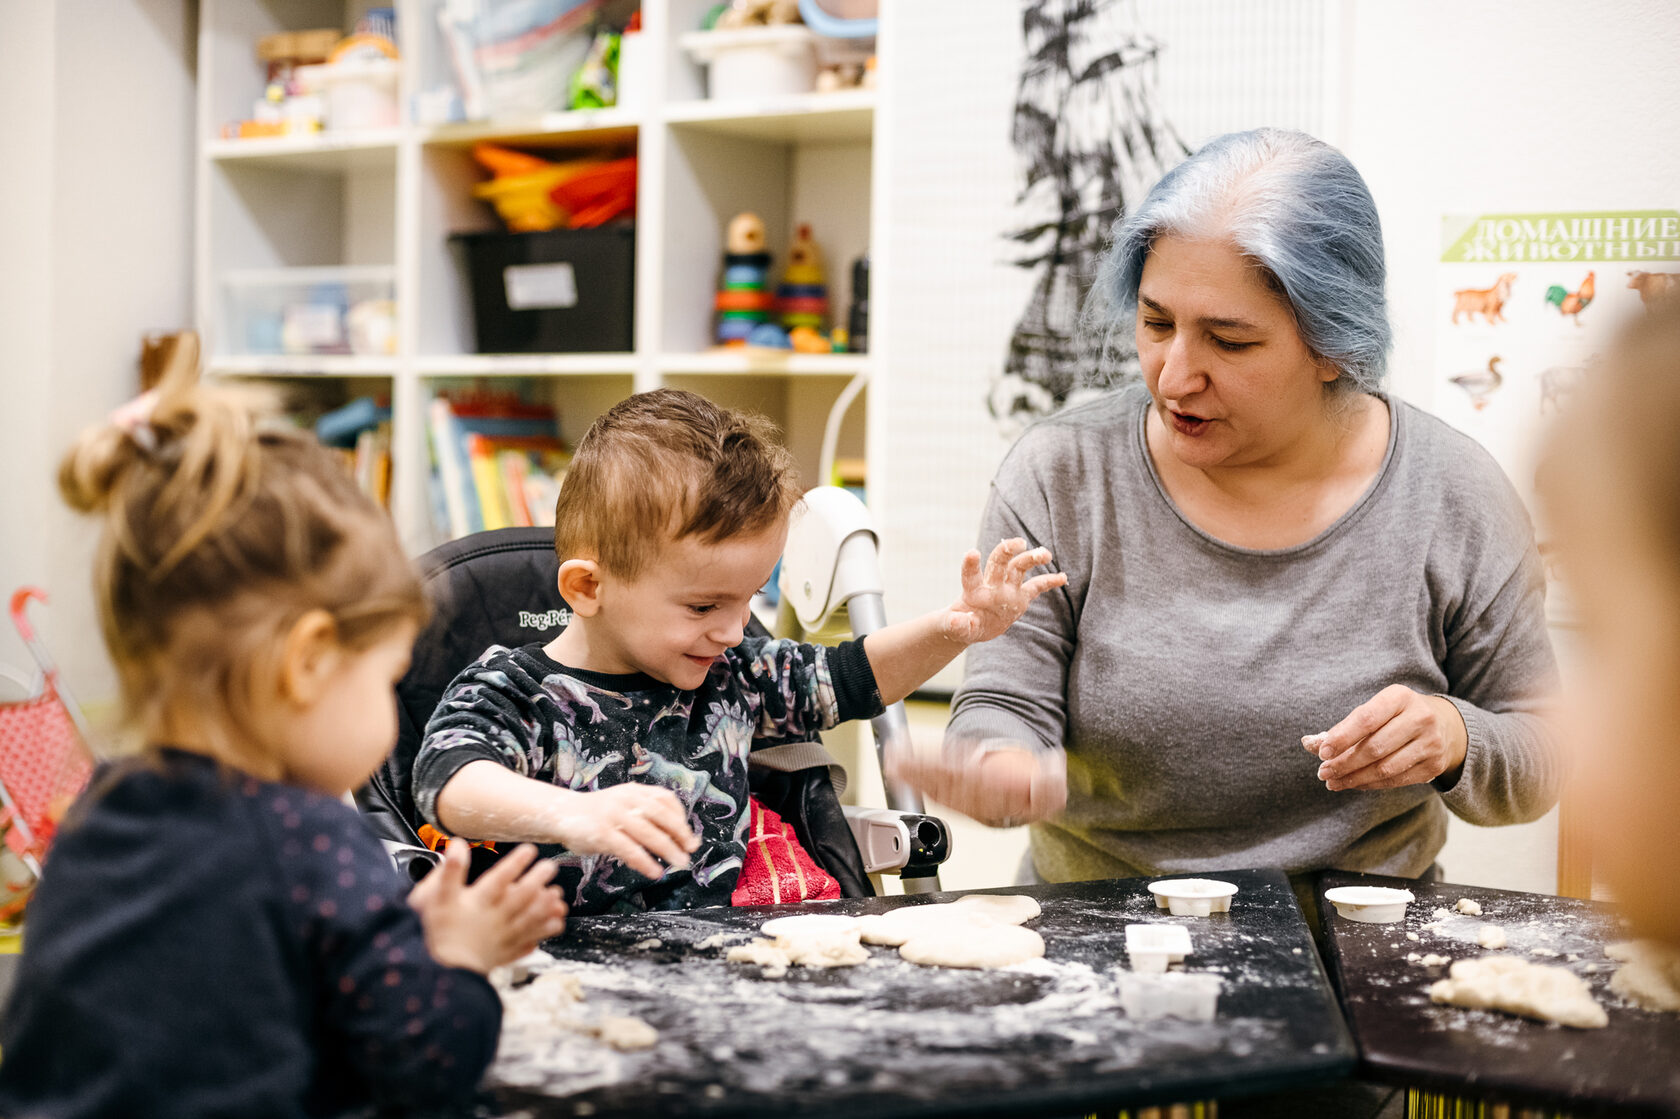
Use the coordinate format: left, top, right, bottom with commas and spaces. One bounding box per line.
892, 128, 1559, 885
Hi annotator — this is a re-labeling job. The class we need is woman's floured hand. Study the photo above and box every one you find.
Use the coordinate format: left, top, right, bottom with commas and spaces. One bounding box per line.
1304, 684, 1469, 792
942, 538, 1068, 645
885, 739, 1067, 828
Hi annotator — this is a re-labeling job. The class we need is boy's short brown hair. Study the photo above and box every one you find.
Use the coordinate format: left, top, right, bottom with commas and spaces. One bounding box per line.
553, 389, 803, 578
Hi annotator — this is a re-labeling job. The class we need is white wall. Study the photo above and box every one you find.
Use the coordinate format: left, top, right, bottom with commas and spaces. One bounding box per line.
0, 0, 197, 722
1340, 0, 1680, 411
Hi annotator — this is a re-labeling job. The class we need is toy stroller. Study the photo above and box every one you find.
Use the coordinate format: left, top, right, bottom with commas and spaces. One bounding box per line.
0, 589, 98, 923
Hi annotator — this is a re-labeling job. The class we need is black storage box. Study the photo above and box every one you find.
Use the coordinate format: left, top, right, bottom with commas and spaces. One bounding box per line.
451, 225, 635, 353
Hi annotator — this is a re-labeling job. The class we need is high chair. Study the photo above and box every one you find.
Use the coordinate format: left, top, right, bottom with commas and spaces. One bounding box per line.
356, 488, 951, 897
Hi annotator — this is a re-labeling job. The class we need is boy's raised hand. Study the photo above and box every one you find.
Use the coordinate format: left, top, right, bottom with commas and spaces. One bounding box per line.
409, 840, 570, 974
550, 784, 699, 880
942, 538, 1067, 645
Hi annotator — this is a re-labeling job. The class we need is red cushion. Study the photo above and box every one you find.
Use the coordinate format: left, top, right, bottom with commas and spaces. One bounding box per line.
731, 795, 842, 906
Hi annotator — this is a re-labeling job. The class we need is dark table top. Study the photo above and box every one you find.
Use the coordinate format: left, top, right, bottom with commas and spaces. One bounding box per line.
1317, 871, 1680, 1116
486, 867, 1354, 1119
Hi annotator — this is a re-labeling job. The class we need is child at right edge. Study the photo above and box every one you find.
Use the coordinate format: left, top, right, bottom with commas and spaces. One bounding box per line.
414, 388, 1069, 914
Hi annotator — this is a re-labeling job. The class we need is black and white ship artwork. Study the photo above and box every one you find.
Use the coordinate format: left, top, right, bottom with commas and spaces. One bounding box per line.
994, 0, 1187, 436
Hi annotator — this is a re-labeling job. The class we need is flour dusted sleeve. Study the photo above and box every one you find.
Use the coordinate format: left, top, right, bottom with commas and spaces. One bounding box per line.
1434, 538, 1562, 826
1422, 428, 1563, 827
948, 441, 1079, 755
728, 634, 881, 747
412, 645, 544, 828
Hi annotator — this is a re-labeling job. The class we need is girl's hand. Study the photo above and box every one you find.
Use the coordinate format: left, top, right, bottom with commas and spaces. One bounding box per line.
942, 538, 1068, 646
886, 740, 1067, 829
409, 840, 570, 974
548, 784, 699, 880
1303, 685, 1469, 792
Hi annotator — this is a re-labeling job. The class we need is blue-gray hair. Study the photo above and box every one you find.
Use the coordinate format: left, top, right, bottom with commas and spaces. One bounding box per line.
1091, 128, 1391, 394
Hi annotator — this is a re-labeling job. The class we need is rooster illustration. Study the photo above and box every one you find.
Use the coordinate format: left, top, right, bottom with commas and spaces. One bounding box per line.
1545, 271, 1595, 325
1449, 355, 1504, 412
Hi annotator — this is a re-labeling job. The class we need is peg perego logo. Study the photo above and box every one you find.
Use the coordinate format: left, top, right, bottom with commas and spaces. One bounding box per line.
517, 609, 571, 631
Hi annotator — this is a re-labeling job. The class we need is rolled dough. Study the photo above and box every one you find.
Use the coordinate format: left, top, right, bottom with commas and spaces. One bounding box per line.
1428, 956, 1607, 1029
950, 893, 1041, 925
760, 914, 861, 939
857, 904, 999, 946
898, 922, 1046, 969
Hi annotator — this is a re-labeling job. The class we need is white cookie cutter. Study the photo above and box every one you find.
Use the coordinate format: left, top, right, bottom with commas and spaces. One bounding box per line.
1323, 886, 1414, 924
1118, 972, 1223, 1022
1147, 878, 1238, 917
1125, 923, 1193, 974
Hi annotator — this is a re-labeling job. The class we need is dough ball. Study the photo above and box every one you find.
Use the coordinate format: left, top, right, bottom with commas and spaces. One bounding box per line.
1476, 925, 1507, 950
1607, 940, 1680, 1012
951, 893, 1041, 925
1429, 956, 1607, 1029
727, 939, 792, 976
732, 916, 870, 973
594, 1015, 659, 1050
899, 923, 1046, 969
1455, 898, 1483, 916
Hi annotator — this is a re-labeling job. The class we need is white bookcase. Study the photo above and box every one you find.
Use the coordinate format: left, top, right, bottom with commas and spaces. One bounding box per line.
195, 0, 882, 555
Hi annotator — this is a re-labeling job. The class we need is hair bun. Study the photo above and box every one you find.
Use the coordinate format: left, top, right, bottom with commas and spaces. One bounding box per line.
58, 421, 146, 514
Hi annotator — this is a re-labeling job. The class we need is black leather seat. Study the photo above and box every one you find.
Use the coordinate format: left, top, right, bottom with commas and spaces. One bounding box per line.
354, 527, 874, 898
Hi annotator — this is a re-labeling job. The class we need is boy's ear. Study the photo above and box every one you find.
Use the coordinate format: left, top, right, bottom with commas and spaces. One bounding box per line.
278, 609, 340, 706
557, 558, 604, 617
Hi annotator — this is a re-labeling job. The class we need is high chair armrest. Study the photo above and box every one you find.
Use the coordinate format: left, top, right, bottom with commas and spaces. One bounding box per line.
382, 840, 441, 884
842, 805, 952, 875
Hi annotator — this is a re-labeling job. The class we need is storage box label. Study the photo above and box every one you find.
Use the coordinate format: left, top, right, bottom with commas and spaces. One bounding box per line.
504, 262, 579, 310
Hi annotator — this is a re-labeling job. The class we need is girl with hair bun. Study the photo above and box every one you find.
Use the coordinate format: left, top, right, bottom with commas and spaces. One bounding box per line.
0, 383, 568, 1118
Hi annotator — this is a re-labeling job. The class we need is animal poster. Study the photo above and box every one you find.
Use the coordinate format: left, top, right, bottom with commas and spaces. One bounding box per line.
1435, 209, 1680, 504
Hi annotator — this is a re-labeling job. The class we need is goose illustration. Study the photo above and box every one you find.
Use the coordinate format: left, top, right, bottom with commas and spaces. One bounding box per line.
1449, 355, 1504, 411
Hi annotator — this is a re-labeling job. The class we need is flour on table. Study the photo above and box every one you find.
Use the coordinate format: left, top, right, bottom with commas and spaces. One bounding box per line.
696, 932, 740, 950
899, 922, 1046, 969
1432, 908, 1454, 922
1607, 940, 1680, 1012
1476, 925, 1508, 950
499, 967, 661, 1051
1455, 898, 1483, 917
1428, 956, 1607, 1029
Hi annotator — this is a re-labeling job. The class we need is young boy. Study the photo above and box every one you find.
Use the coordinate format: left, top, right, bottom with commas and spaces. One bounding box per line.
413, 389, 1066, 914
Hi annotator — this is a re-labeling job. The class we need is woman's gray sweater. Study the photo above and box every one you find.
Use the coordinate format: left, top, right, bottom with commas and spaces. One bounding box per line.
947, 385, 1560, 882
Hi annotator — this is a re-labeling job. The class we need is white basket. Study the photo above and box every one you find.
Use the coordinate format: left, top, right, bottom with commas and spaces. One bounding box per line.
680, 26, 819, 100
